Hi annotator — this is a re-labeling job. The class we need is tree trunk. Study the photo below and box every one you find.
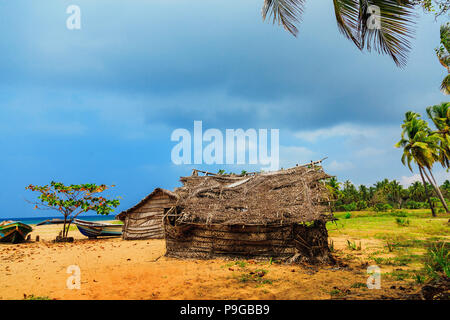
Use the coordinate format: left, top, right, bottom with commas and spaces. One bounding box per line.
419, 166, 436, 217
425, 167, 450, 213
62, 214, 67, 239
422, 168, 448, 212
65, 220, 73, 238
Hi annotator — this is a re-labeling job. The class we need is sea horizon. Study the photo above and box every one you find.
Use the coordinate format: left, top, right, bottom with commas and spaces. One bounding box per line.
0, 215, 117, 225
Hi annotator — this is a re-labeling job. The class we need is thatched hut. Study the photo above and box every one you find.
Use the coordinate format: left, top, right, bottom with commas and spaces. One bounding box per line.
164, 161, 335, 263
116, 188, 179, 240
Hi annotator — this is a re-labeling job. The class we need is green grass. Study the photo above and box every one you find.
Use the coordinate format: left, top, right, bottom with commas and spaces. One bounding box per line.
350, 282, 366, 289
23, 295, 51, 300
328, 209, 449, 240
346, 239, 361, 251
424, 242, 450, 279
395, 217, 410, 227
328, 209, 449, 286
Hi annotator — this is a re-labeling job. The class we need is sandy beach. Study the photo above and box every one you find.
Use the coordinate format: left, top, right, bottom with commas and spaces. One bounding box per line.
0, 222, 420, 300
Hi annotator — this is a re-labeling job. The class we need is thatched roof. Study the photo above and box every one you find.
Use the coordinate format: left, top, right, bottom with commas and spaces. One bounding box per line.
116, 188, 179, 221
172, 162, 333, 226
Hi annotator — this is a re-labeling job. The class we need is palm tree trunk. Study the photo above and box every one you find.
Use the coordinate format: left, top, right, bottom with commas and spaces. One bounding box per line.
419, 166, 436, 217
426, 167, 449, 213
423, 167, 449, 213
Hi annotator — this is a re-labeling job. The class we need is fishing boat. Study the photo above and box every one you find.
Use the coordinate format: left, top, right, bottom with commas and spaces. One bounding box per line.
0, 221, 33, 243
36, 218, 71, 226
73, 219, 123, 239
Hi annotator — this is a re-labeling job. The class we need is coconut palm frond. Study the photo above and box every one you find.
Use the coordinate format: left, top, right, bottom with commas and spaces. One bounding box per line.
358, 0, 417, 67
440, 22, 450, 54
262, 0, 306, 36
440, 74, 450, 95
436, 51, 450, 70
333, 0, 361, 48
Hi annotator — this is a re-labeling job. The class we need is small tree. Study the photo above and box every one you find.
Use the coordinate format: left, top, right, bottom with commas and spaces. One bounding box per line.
26, 182, 120, 240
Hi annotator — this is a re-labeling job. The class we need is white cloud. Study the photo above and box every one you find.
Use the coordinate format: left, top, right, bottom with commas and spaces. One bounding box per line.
355, 147, 387, 157
399, 174, 422, 187
400, 170, 450, 187
279, 145, 316, 169
326, 160, 354, 172
294, 123, 379, 142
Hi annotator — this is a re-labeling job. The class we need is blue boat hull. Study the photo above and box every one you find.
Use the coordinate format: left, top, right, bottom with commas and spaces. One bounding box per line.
74, 220, 122, 239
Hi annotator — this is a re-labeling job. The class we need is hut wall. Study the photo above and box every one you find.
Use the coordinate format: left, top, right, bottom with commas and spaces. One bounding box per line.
164, 220, 332, 263
123, 193, 175, 240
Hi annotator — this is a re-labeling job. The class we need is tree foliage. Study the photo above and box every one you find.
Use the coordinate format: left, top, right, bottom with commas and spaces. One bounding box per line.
395, 103, 450, 216
327, 177, 450, 212
26, 182, 120, 239
435, 23, 450, 94
262, 0, 418, 67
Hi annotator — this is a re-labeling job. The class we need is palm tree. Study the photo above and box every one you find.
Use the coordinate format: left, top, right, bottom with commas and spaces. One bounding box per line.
442, 179, 450, 190
408, 181, 425, 202
395, 111, 445, 216
426, 102, 450, 213
359, 184, 370, 201
327, 177, 341, 192
435, 23, 450, 94
387, 180, 403, 208
325, 177, 341, 211
427, 102, 450, 168
262, 0, 417, 67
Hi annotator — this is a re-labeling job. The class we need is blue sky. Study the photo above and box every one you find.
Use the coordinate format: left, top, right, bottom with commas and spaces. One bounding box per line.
0, 0, 449, 218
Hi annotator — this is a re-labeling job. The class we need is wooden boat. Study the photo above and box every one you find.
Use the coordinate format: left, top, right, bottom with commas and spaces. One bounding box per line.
36, 218, 71, 226
73, 219, 123, 239
0, 221, 33, 243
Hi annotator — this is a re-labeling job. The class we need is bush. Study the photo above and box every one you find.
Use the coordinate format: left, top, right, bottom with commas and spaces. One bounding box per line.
356, 200, 368, 210
341, 202, 357, 211
374, 203, 393, 212
404, 200, 430, 209
344, 212, 352, 219
391, 211, 407, 217
395, 217, 410, 227
405, 200, 421, 209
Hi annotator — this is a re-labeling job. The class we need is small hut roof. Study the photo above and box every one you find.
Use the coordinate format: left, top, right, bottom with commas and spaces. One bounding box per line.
173, 162, 333, 225
115, 188, 179, 221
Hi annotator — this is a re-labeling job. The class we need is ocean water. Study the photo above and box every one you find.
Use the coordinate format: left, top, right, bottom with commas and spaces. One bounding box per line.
0, 215, 117, 225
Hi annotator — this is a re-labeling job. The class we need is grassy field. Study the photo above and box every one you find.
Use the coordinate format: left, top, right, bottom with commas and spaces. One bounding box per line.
327, 209, 449, 287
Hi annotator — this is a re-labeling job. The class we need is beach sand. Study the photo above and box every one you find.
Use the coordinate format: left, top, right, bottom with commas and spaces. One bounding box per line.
0, 223, 415, 300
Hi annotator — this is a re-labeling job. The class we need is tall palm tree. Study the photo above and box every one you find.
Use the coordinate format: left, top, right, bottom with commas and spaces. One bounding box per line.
395, 111, 444, 216
427, 102, 450, 168
435, 23, 450, 94
426, 102, 450, 214
262, 0, 417, 67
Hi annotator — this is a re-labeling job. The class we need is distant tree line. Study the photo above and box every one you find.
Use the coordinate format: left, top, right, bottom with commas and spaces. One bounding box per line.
326, 177, 450, 212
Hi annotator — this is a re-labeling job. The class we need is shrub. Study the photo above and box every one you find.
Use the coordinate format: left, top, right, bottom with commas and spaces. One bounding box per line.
356, 200, 368, 210
391, 211, 407, 217
342, 202, 357, 211
344, 212, 352, 219
395, 218, 410, 227
374, 203, 393, 212
346, 240, 361, 251
405, 200, 421, 209
424, 242, 449, 279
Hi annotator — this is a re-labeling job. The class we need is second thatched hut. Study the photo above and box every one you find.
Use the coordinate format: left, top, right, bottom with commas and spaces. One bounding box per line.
116, 188, 179, 240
